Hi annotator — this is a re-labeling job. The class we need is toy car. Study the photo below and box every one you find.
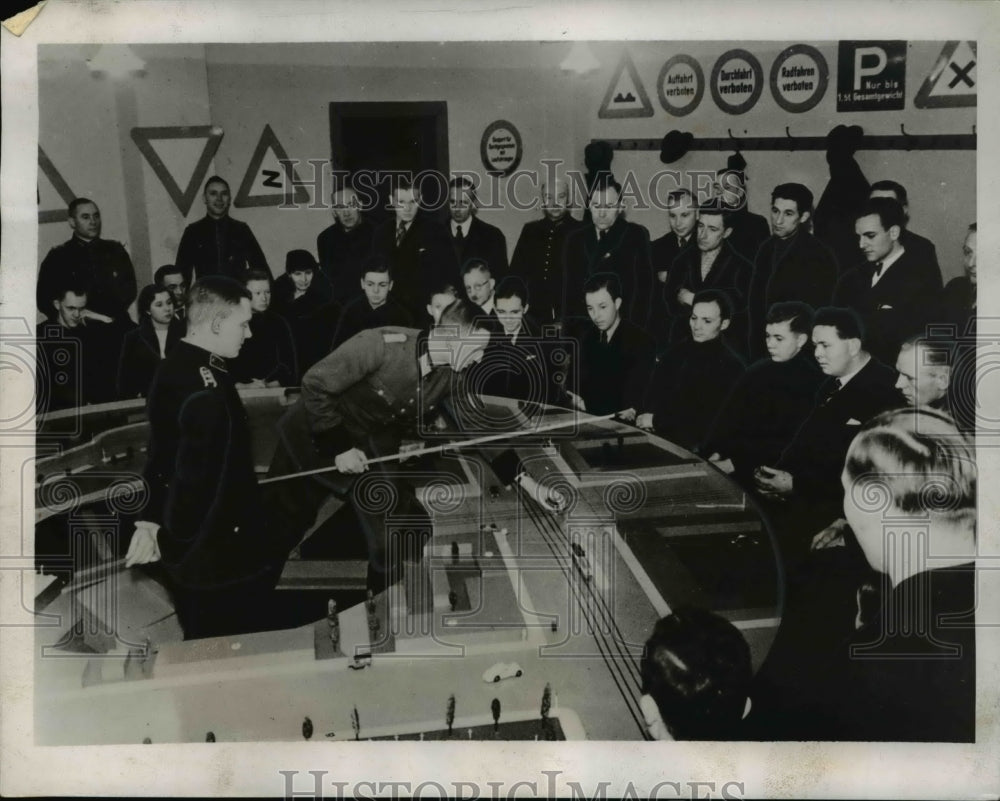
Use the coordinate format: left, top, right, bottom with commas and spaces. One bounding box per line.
483, 661, 523, 683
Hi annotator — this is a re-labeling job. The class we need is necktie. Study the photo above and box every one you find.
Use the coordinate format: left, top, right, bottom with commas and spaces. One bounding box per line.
396, 222, 407, 247
600, 330, 608, 345
454, 225, 464, 243
821, 378, 843, 405
872, 260, 884, 280
599, 230, 606, 244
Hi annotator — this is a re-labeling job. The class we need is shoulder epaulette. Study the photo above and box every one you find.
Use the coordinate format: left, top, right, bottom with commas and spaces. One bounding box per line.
382, 332, 408, 344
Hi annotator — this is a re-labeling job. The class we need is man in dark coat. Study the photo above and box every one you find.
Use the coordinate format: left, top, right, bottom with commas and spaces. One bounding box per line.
331, 260, 415, 349
566, 272, 655, 419
833, 197, 943, 365
230, 270, 298, 387
124, 276, 303, 639
266, 299, 492, 591
663, 206, 752, 359
714, 158, 770, 265
703, 301, 823, 487
316, 186, 375, 303
868, 180, 940, 277
562, 175, 655, 336
445, 175, 508, 278
175, 176, 269, 282
650, 188, 698, 349
747, 183, 839, 361
37, 198, 137, 323
509, 179, 584, 324
371, 180, 457, 320
637, 289, 745, 452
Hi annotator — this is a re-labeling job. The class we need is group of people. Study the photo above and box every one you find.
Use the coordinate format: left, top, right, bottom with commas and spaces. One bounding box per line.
37, 156, 978, 742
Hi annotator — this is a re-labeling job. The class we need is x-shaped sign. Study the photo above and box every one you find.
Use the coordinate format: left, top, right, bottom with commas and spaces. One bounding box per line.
948, 59, 975, 89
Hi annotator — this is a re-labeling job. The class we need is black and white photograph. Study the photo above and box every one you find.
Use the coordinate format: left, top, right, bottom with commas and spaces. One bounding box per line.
1, 1, 997, 798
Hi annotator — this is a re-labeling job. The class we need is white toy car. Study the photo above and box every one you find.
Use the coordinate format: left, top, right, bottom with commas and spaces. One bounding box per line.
483, 661, 523, 683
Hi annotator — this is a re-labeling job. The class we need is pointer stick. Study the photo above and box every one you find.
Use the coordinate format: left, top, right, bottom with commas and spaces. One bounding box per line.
258, 411, 621, 485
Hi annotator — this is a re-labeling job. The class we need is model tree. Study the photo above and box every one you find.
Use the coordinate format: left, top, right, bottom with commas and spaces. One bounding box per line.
491, 697, 501, 734
446, 694, 456, 737
540, 683, 555, 740
351, 706, 360, 741
302, 716, 313, 741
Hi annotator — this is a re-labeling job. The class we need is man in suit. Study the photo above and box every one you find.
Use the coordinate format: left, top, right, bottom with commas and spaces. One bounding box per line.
714, 157, 770, 264
637, 289, 745, 452
447, 175, 508, 278
868, 180, 940, 277
509, 179, 583, 324
154, 264, 189, 322
663, 205, 752, 358
562, 174, 655, 336
747, 183, 839, 361
567, 272, 654, 418
175, 176, 269, 282
316, 186, 375, 303
37, 198, 137, 324
754, 307, 902, 561
650, 188, 698, 349
833, 197, 944, 365
372, 180, 455, 320
332, 259, 414, 349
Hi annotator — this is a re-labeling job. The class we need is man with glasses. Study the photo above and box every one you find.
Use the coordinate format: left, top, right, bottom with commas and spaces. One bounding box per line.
317, 186, 375, 302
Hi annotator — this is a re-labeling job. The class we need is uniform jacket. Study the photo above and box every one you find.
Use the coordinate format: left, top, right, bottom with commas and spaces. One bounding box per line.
175, 216, 269, 282
37, 236, 137, 321
142, 340, 293, 589
833, 247, 944, 364
116, 316, 185, 399
509, 215, 584, 323
748, 230, 839, 361
562, 217, 656, 332
575, 318, 655, 416
445, 216, 509, 278
316, 218, 375, 302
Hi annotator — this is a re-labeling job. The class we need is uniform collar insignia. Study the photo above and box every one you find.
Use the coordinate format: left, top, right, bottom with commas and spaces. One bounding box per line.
209, 353, 228, 372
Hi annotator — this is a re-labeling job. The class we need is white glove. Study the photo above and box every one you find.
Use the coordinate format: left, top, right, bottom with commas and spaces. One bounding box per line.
125, 521, 161, 567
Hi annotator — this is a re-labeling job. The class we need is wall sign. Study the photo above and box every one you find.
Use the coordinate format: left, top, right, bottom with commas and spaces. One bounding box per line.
836, 41, 906, 111
599, 53, 654, 119
235, 124, 310, 208
657, 54, 704, 117
914, 41, 976, 109
770, 44, 829, 113
38, 146, 77, 224
710, 49, 764, 115
480, 120, 523, 177
131, 125, 225, 216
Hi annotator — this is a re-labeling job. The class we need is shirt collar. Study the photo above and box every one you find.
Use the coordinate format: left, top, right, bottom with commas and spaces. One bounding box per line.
872, 246, 905, 284
453, 218, 472, 237
837, 354, 870, 388
479, 296, 495, 315
602, 317, 621, 342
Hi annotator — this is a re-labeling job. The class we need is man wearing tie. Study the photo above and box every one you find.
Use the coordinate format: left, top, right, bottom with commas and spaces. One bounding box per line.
447, 175, 508, 278
833, 198, 943, 365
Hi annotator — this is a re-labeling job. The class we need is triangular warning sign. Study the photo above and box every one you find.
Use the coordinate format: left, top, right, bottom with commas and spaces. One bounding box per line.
599, 53, 654, 119
131, 125, 224, 216
235, 124, 311, 208
38, 146, 76, 224
914, 41, 976, 109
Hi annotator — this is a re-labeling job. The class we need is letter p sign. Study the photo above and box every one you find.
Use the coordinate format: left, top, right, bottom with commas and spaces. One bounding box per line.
854, 46, 887, 90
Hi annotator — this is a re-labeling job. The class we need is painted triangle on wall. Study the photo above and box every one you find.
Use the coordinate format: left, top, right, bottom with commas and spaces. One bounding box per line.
235, 124, 311, 208
131, 125, 224, 216
914, 41, 977, 109
38, 146, 77, 224
599, 53, 654, 119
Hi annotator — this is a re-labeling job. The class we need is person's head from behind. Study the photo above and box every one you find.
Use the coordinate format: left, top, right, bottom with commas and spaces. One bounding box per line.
895, 337, 952, 409
541, 179, 571, 222
584, 272, 622, 333
462, 259, 495, 307
332, 186, 362, 230
854, 197, 905, 264
842, 408, 975, 578
449, 176, 478, 225
137, 283, 174, 327
53, 285, 88, 328
667, 189, 697, 240
426, 280, 458, 325
154, 265, 187, 308
68, 198, 101, 241
690, 289, 731, 343
360, 258, 393, 308
811, 306, 867, 378
494, 275, 529, 336
640, 606, 752, 740
285, 249, 316, 294
588, 174, 623, 232
203, 176, 232, 220
185, 276, 253, 359
429, 297, 492, 371
765, 301, 814, 363
963, 223, 977, 285
770, 183, 813, 240
392, 180, 420, 224
243, 269, 273, 314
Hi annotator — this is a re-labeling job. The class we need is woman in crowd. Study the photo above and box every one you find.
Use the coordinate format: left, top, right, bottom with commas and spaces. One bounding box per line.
117, 282, 185, 399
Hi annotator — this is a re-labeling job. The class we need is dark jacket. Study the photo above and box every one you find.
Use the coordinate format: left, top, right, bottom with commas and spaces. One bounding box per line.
316, 218, 375, 302
35, 319, 130, 412
725, 207, 770, 266
372, 216, 457, 317
271, 272, 334, 380
563, 217, 656, 332
748, 230, 839, 361
175, 216, 269, 282
704, 349, 824, 483
37, 236, 137, 322
833, 247, 944, 364
116, 316, 185, 400
331, 295, 416, 351
900, 228, 939, 280
942, 275, 976, 336
509, 215, 584, 323
476, 314, 564, 405
576, 318, 655, 416
445, 216, 509, 278
642, 337, 745, 451
142, 340, 294, 589
229, 309, 298, 386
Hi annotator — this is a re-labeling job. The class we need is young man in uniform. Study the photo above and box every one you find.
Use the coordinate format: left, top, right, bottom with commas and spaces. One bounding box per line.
125, 276, 304, 639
